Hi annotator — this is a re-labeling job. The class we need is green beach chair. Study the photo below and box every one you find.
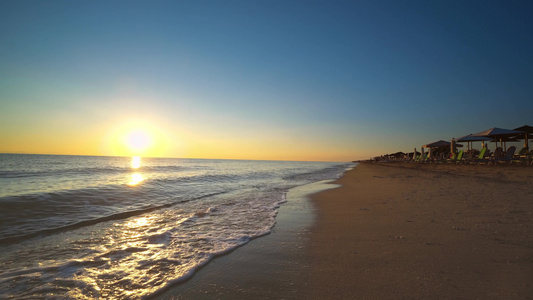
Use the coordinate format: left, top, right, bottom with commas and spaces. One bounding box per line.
478, 147, 487, 159
448, 150, 464, 163
470, 147, 488, 164
454, 150, 464, 164
449, 152, 456, 161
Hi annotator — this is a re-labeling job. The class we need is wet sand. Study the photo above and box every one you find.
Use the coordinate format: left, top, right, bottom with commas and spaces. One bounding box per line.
157, 163, 533, 299
156, 180, 339, 299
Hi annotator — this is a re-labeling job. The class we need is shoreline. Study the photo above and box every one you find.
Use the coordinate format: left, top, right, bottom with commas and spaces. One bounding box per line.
156, 180, 340, 299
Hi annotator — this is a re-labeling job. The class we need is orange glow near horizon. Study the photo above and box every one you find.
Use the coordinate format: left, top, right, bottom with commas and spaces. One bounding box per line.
0, 117, 358, 162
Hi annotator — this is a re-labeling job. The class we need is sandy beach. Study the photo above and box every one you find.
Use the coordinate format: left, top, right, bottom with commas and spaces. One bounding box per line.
158, 162, 532, 299
307, 162, 533, 299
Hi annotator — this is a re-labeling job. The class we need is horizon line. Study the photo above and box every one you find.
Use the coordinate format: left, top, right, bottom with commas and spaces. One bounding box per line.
0, 152, 352, 163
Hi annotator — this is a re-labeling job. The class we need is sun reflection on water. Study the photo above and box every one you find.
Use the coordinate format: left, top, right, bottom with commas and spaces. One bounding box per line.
128, 156, 144, 186
131, 156, 141, 169
126, 216, 151, 228
129, 173, 144, 186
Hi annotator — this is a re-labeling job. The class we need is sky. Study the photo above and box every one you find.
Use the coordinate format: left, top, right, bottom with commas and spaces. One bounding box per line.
1, 0, 532, 162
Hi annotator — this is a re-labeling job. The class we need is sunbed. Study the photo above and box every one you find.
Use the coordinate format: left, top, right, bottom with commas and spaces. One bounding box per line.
455, 150, 464, 164
448, 150, 464, 163
515, 147, 531, 165
518, 147, 528, 156
496, 146, 517, 164
469, 147, 488, 164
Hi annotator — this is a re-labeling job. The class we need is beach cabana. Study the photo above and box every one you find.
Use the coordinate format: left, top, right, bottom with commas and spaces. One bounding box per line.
471, 127, 525, 151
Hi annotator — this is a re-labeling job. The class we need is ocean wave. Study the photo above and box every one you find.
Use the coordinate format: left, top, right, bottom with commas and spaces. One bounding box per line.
0, 166, 126, 179
0, 164, 198, 180
0, 191, 227, 245
283, 164, 352, 182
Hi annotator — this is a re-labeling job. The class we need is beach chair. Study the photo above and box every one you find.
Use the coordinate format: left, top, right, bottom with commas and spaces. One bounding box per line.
448, 150, 463, 163
489, 147, 503, 163
454, 150, 464, 164
478, 148, 487, 159
496, 146, 517, 164
448, 152, 456, 161
526, 150, 533, 166
518, 147, 528, 156
441, 152, 455, 164
515, 147, 531, 165
470, 147, 488, 164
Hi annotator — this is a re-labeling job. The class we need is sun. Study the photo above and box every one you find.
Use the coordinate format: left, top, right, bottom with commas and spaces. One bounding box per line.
125, 128, 153, 154
101, 118, 176, 157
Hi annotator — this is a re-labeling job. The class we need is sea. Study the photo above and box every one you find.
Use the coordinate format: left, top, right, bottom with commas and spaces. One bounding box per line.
0, 154, 352, 299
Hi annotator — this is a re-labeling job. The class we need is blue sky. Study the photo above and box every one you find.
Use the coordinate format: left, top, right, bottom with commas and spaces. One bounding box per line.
1, 0, 532, 161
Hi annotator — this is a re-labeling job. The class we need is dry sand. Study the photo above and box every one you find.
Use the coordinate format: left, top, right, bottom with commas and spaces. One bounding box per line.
307, 162, 533, 299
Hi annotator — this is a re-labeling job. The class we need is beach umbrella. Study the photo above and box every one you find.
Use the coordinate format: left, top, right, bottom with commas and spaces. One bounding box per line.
392, 151, 405, 159
423, 140, 450, 148
423, 140, 448, 148
456, 134, 494, 143
471, 127, 525, 151
423, 140, 463, 148
514, 125, 533, 150
456, 134, 493, 150
423, 140, 462, 160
